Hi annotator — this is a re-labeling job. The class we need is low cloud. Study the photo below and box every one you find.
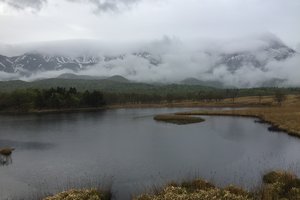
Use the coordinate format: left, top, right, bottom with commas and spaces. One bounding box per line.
0, 71, 20, 81
66, 36, 298, 88
1, 34, 299, 88
20, 69, 74, 81
0, 0, 144, 13
68, 0, 143, 13
0, 0, 46, 11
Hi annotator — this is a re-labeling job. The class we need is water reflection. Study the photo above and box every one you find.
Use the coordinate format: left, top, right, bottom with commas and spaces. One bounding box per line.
0, 108, 300, 200
0, 140, 54, 151
0, 154, 12, 166
0, 148, 14, 166
0, 140, 54, 167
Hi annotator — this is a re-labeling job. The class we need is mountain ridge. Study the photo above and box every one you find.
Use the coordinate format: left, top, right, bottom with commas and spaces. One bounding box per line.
0, 35, 297, 87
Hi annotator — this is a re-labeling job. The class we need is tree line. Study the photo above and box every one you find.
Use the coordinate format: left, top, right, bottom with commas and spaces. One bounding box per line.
0, 87, 298, 112
0, 88, 226, 111
0, 87, 105, 112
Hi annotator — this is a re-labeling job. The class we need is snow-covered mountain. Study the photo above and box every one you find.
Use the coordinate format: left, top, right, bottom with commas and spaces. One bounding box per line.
0, 53, 99, 74
0, 35, 297, 87
216, 38, 296, 72
0, 51, 162, 76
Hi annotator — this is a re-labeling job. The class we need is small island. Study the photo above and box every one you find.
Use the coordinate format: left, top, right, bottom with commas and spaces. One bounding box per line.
0, 148, 15, 156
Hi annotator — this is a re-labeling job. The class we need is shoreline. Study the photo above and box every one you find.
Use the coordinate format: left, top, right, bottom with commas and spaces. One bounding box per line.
42, 170, 300, 200
1, 94, 287, 114
0, 101, 268, 115
175, 109, 300, 138
1, 97, 298, 139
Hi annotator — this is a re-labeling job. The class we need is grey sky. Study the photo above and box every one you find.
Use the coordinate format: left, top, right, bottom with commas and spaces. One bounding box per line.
0, 0, 46, 11
0, 0, 299, 47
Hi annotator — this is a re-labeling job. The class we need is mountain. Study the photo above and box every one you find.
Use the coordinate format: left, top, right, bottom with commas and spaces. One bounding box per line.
180, 78, 223, 88
106, 75, 130, 83
261, 78, 286, 87
216, 38, 295, 72
0, 53, 101, 75
0, 78, 213, 93
0, 35, 297, 88
57, 73, 107, 80
56, 73, 130, 83
0, 51, 161, 76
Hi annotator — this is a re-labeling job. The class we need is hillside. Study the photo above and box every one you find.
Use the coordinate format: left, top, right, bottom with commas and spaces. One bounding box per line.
180, 77, 224, 88
0, 78, 214, 94
0, 35, 297, 88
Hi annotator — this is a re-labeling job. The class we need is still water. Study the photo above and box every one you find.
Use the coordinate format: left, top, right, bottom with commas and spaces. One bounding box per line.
0, 108, 300, 199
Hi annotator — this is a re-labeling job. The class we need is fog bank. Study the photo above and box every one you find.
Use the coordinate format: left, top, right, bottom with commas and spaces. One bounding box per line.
0, 34, 299, 88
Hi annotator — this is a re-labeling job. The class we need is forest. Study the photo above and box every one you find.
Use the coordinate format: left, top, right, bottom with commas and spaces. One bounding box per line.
0, 87, 299, 112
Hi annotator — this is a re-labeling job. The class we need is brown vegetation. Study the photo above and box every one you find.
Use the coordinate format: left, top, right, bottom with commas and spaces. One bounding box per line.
0, 147, 15, 156
260, 171, 300, 200
134, 171, 300, 200
108, 94, 296, 109
176, 95, 300, 137
43, 189, 111, 200
37, 171, 300, 200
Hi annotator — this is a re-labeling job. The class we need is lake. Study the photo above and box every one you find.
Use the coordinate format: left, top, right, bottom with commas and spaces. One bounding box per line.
0, 108, 300, 200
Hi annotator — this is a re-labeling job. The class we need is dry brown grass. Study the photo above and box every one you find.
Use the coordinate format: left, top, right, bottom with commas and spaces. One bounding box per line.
43, 189, 111, 200
109, 95, 288, 109
154, 114, 205, 125
134, 171, 300, 200
260, 171, 300, 200
104, 94, 300, 112
134, 179, 253, 200
177, 95, 300, 137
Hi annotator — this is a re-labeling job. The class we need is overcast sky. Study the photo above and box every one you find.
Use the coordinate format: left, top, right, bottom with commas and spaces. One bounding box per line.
0, 0, 299, 47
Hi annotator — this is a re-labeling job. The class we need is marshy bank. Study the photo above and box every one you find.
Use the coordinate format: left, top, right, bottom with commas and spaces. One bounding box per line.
0, 94, 298, 115
176, 105, 300, 137
43, 188, 112, 200
43, 170, 300, 200
134, 170, 300, 200
172, 95, 300, 137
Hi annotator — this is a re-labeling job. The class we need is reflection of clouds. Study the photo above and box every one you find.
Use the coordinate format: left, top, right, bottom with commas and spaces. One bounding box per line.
0, 154, 12, 166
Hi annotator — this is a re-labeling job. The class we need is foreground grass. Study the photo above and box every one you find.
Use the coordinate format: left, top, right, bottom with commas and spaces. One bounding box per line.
135, 171, 300, 200
154, 114, 205, 125
135, 181, 252, 200
176, 95, 300, 137
23, 170, 300, 200
261, 171, 300, 199
43, 189, 111, 200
